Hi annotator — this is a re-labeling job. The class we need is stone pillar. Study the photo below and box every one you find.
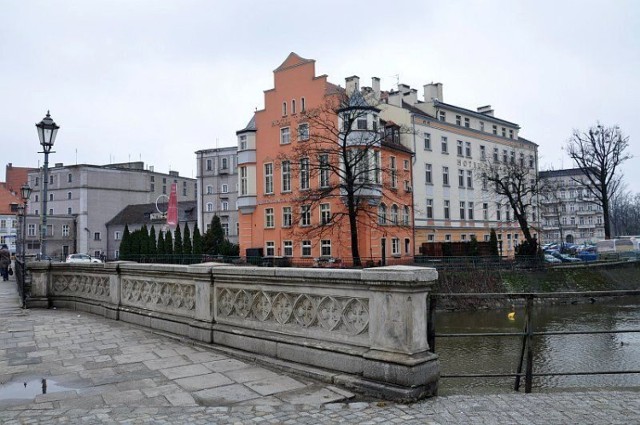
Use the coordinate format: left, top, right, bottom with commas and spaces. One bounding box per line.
25, 261, 51, 308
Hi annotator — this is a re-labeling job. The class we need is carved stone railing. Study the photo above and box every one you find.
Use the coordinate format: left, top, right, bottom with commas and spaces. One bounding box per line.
27, 262, 439, 401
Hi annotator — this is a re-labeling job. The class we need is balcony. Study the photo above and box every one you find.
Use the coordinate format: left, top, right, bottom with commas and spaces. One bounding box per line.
577, 223, 596, 229
237, 195, 257, 214
238, 150, 256, 165
340, 183, 382, 206
219, 167, 229, 175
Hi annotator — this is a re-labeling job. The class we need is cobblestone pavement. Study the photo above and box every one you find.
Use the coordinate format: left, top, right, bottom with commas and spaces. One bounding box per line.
2, 272, 639, 424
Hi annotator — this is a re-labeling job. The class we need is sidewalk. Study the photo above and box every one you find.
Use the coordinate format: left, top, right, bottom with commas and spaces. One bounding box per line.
1, 269, 639, 424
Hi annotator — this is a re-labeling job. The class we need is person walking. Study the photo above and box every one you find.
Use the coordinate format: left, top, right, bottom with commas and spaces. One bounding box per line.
0, 244, 11, 281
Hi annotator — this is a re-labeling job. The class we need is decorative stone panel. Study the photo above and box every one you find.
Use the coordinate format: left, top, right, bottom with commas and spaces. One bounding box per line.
52, 273, 111, 300
216, 287, 369, 337
121, 277, 196, 313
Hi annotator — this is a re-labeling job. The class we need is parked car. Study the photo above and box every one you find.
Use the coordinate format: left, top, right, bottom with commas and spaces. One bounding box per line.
66, 254, 103, 264
544, 254, 562, 264
547, 250, 582, 263
576, 251, 598, 262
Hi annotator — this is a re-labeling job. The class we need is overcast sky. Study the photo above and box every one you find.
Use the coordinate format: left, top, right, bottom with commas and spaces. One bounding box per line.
2, 0, 638, 187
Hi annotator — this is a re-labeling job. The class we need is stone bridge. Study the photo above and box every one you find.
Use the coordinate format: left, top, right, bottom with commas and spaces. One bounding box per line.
26, 262, 440, 401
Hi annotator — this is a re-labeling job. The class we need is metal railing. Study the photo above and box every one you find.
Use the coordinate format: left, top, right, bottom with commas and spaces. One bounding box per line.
427, 290, 640, 393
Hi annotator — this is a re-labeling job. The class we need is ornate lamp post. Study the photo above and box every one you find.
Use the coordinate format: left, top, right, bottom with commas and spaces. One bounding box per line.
35, 111, 59, 258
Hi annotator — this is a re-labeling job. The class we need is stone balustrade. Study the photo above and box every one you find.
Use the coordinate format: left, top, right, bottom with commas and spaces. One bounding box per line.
27, 261, 440, 401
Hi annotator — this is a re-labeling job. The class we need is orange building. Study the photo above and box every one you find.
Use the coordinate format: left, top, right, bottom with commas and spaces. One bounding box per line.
237, 53, 414, 265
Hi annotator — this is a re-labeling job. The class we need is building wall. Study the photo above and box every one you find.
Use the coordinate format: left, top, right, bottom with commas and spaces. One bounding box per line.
26, 163, 196, 258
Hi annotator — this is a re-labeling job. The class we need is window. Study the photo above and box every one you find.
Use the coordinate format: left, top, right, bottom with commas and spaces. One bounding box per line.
222, 201, 228, 211
63, 225, 70, 237
298, 123, 309, 141
114, 230, 120, 240
392, 238, 400, 255
480, 121, 485, 132
35, 177, 39, 186
94, 232, 101, 241
264, 163, 273, 194
49, 208, 53, 215
441, 136, 448, 154
445, 234, 452, 242
266, 241, 275, 256
424, 132, 431, 150
390, 157, 397, 188
492, 125, 498, 135
466, 170, 473, 188
321, 240, 331, 257
425, 164, 432, 184
529, 155, 535, 168
206, 202, 213, 212
221, 157, 228, 170
291, 99, 296, 114
206, 159, 212, 171
265, 208, 274, 228
300, 158, 310, 190
496, 203, 502, 221
378, 203, 387, 225
320, 203, 331, 225
458, 169, 464, 187
283, 241, 293, 257
280, 127, 290, 144
28, 224, 36, 236
49, 193, 54, 201
483, 203, 488, 220
502, 150, 508, 163
403, 206, 410, 225
49, 175, 54, 184
457, 140, 463, 156
222, 223, 229, 236
302, 240, 311, 257
282, 102, 287, 116
357, 117, 367, 130
301, 97, 306, 112
438, 111, 446, 122
493, 148, 499, 162
455, 115, 461, 126
502, 127, 506, 137
301, 205, 311, 226
468, 202, 474, 220
442, 166, 449, 186
444, 200, 450, 219
405, 238, 410, 254
461, 234, 467, 241
520, 153, 525, 167
67, 173, 72, 183
221, 184, 228, 193
465, 142, 471, 157
509, 129, 514, 139
510, 150, 515, 164
391, 204, 398, 224
319, 154, 330, 188
206, 185, 213, 195
282, 207, 292, 227
67, 207, 72, 214
281, 160, 291, 192
239, 167, 248, 195
403, 159, 409, 170
460, 201, 466, 220
428, 234, 435, 242
464, 117, 470, 128
426, 199, 433, 219
239, 135, 247, 150
480, 145, 486, 159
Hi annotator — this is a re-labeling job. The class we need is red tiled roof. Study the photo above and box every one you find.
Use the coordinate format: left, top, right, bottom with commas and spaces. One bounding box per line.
0, 186, 20, 215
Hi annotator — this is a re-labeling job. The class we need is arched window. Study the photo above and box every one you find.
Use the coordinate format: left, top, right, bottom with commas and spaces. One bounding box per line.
206, 203, 214, 212
403, 206, 410, 225
378, 203, 387, 225
206, 185, 213, 194
391, 205, 399, 225
291, 99, 296, 114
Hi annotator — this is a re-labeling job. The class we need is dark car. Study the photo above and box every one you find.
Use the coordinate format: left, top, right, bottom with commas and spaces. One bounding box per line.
576, 251, 598, 262
548, 250, 581, 263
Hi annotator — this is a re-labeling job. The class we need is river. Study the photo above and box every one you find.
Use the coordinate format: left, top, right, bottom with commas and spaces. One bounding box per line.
434, 296, 640, 395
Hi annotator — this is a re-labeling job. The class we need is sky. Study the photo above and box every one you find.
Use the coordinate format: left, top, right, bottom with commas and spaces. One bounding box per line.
2, 0, 639, 187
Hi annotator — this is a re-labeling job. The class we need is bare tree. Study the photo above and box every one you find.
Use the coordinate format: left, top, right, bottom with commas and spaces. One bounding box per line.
610, 186, 640, 236
566, 124, 631, 239
479, 158, 540, 254
278, 89, 413, 266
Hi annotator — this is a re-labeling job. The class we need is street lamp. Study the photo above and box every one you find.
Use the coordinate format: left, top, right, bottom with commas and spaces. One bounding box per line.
36, 111, 59, 258
19, 184, 32, 308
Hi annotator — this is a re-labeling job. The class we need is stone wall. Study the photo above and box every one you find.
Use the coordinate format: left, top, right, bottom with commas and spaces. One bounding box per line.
26, 261, 440, 401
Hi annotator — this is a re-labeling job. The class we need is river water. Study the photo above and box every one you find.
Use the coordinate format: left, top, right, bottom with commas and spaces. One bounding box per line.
434, 296, 640, 395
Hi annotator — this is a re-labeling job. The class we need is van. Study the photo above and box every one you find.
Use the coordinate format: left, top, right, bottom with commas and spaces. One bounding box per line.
596, 239, 635, 253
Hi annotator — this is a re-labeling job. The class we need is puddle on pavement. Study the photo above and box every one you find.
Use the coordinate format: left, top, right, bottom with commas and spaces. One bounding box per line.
0, 378, 75, 401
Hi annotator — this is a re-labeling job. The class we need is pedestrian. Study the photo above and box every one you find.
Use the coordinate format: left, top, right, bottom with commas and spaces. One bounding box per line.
0, 244, 11, 281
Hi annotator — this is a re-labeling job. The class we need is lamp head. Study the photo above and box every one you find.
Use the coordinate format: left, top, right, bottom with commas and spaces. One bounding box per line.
35, 111, 59, 151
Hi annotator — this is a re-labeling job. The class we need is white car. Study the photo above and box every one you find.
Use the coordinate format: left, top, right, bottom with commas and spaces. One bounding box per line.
65, 254, 103, 264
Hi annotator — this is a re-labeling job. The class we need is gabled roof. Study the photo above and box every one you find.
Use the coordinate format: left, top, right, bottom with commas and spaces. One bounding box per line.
274, 52, 314, 72
236, 115, 256, 134
106, 201, 197, 227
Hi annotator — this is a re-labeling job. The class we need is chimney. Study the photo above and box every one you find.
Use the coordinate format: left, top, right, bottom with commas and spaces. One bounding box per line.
477, 105, 494, 116
371, 77, 380, 98
423, 82, 443, 102
387, 90, 402, 107
345, 75, 360, 96
398, 83, 411, 94
403, 88, 418, 106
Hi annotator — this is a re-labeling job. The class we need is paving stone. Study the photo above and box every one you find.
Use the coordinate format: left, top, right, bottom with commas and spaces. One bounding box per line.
143, 355, 190, 371
174, 373, 233, 391
159, 364, 211, 380
243, 375, 306, 396
203, 358, 250, 373
193, 384, 261, 406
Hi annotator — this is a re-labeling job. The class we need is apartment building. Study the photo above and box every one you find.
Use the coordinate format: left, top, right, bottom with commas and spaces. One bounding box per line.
538, 168, 605, 244
237, 53, 413, 263
25, 161, 196, 258
195, 147, 239, 244
378, 82, 539, 256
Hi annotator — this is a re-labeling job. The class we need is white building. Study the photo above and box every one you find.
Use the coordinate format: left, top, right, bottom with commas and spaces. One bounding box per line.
538, 168, 605, 245
195, 146, 239, 244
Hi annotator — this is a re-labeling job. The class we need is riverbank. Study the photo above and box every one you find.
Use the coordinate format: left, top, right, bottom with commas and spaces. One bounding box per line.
434, 260, 640, 309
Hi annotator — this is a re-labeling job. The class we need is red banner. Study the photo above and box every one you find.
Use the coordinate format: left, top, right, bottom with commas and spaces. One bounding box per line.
166, 183, 178, 228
